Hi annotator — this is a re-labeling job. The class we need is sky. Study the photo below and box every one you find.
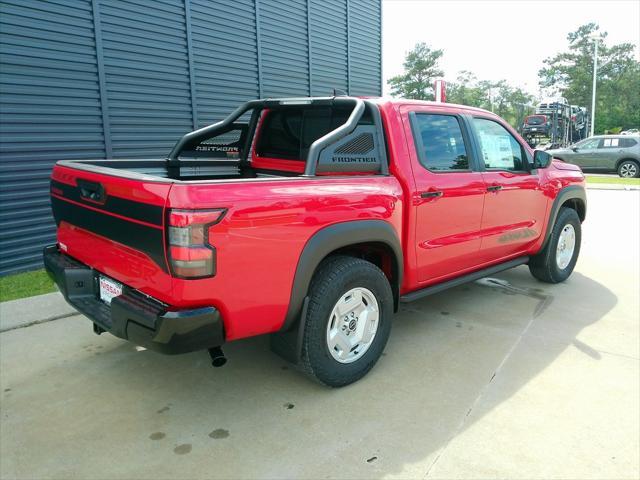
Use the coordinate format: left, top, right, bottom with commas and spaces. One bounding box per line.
382, 0, 640, 98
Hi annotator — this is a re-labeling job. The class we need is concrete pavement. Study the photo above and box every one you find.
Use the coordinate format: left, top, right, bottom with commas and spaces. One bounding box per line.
1, 189, 638, 479
0, 292, 76, 332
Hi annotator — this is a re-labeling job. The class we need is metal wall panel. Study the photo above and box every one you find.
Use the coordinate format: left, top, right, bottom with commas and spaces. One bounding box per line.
99, 0, 193, 157
0, 0, 382, 275
309, 0, 348, 96
348, 0, 382, 96
0, 0, 104, 274
190, 0, 259, 125
259, 0, 309, 97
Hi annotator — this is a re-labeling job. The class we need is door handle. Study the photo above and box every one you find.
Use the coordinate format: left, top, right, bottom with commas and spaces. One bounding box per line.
486, 185, 502, 192
421, 190, 443, 198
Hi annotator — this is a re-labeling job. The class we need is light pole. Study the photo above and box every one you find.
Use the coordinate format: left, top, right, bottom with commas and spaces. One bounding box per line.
589, 35, 599, 137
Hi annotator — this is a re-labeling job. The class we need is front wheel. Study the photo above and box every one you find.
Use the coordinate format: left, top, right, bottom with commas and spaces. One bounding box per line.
618, 160, 640, 178
529, 207, 581, 283
300, 255, 393, 387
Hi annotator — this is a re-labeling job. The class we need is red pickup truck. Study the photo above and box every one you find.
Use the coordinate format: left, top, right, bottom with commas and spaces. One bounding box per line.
44, 96, 586, 386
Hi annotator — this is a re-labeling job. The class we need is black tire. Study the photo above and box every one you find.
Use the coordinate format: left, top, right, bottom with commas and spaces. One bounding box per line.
529, 207, 581, 283
300, 255, 393, 387
617, 160, 640, 178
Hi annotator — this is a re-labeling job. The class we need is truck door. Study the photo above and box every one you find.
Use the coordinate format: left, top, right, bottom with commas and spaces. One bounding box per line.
402, 107, 486, 283
469, 116, 549, 262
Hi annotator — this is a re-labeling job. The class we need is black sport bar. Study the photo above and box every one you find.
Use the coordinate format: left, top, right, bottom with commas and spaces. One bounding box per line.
166, 96, 366, 177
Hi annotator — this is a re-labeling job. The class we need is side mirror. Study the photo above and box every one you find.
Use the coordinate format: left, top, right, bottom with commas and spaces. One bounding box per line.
533, 150, 553, 169
571, 146, 579, 152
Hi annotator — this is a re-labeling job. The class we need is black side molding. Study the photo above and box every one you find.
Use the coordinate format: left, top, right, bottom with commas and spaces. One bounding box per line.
400, 257, 529, 303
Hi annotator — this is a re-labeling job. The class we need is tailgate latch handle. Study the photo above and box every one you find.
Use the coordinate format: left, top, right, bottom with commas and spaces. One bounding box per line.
77, 179, 105, 203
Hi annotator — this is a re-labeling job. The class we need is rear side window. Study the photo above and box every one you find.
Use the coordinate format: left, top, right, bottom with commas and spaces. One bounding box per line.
411, 114, 470, 171
601, 138, 621, 148
473, 118, 525, 171
621, 138, 638, 148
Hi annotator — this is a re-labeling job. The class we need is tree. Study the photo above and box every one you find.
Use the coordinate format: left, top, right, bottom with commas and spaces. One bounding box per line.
447, 74, 534, 129
539, 23, 640, 133
388, 43, 444, 100
446, 71, 487, 107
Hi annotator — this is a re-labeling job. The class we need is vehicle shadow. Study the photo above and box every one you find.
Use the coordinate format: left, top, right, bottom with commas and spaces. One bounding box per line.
77, 266, 616, 479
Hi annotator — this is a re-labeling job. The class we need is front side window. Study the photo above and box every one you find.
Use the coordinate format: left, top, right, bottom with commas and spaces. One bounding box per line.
412, 114, 469, 171
576, 138, 600, 149
473, 118, 525, 171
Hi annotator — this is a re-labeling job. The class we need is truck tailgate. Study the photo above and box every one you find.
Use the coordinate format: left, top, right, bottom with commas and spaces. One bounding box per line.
50, 164, 174, 303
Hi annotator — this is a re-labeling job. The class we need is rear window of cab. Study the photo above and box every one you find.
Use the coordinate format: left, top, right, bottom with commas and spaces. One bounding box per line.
256, 107, 373, 161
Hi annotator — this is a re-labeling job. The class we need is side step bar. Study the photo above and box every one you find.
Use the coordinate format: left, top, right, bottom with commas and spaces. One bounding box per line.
400, 257, 529, 303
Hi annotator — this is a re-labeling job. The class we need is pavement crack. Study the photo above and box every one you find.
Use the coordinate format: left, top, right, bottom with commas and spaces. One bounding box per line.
0, 312, 81, 333
424, 305, 538, 478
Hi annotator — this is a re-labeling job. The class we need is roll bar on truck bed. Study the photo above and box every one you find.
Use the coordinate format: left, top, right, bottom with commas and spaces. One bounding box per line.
165, 96, 389, 177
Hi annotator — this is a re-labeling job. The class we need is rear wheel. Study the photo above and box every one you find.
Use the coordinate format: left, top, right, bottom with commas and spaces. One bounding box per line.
529, 207, 581, 283
300, 255, 393, 387
618, 160, 640, 178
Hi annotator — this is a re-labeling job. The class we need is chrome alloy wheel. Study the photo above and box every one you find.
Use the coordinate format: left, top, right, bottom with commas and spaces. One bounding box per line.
620, 162, 638, 178
556, 224, 576, 270
326, 287, 380, 364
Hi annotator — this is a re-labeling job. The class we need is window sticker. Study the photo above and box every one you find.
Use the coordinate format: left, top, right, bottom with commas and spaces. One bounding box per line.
478, 132, 513, 169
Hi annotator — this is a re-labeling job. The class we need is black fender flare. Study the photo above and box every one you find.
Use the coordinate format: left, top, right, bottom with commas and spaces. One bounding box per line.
282, 219, 403, 331
540, 185, 587, 251
270, 219, 403, 364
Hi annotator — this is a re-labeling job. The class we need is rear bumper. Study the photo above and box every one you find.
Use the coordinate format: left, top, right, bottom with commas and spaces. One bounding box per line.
43, 245, 224, 354
523, 126, 550, 134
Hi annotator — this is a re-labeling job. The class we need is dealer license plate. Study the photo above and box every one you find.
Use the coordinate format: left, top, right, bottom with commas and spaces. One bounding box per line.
99, 276, 122, 305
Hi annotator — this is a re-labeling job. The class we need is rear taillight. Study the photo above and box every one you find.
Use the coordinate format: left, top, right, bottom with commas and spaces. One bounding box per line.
167, 209, 225, 279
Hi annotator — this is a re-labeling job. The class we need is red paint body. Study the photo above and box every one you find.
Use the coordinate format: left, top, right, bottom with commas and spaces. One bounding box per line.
50, 100, 585, 342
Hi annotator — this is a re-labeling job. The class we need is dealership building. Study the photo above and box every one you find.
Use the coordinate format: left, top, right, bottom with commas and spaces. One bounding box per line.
0, 0, 382, 274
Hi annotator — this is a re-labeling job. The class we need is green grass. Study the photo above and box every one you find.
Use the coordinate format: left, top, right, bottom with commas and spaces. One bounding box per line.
0, 269, 56, 303
585, 175, 640, 186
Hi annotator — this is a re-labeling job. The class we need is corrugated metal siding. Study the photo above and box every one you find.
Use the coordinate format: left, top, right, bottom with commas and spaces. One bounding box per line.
190, 0, 258, 126
0, 0, 382, 275
348, 0, 382, 96
99, 0, 193, 157
259, 0, 309, 97
0, 0, 105, 274
309, 0, 348, 96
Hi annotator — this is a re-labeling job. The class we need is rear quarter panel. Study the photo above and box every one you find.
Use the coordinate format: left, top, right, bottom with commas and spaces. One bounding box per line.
168, 176, 403, 340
